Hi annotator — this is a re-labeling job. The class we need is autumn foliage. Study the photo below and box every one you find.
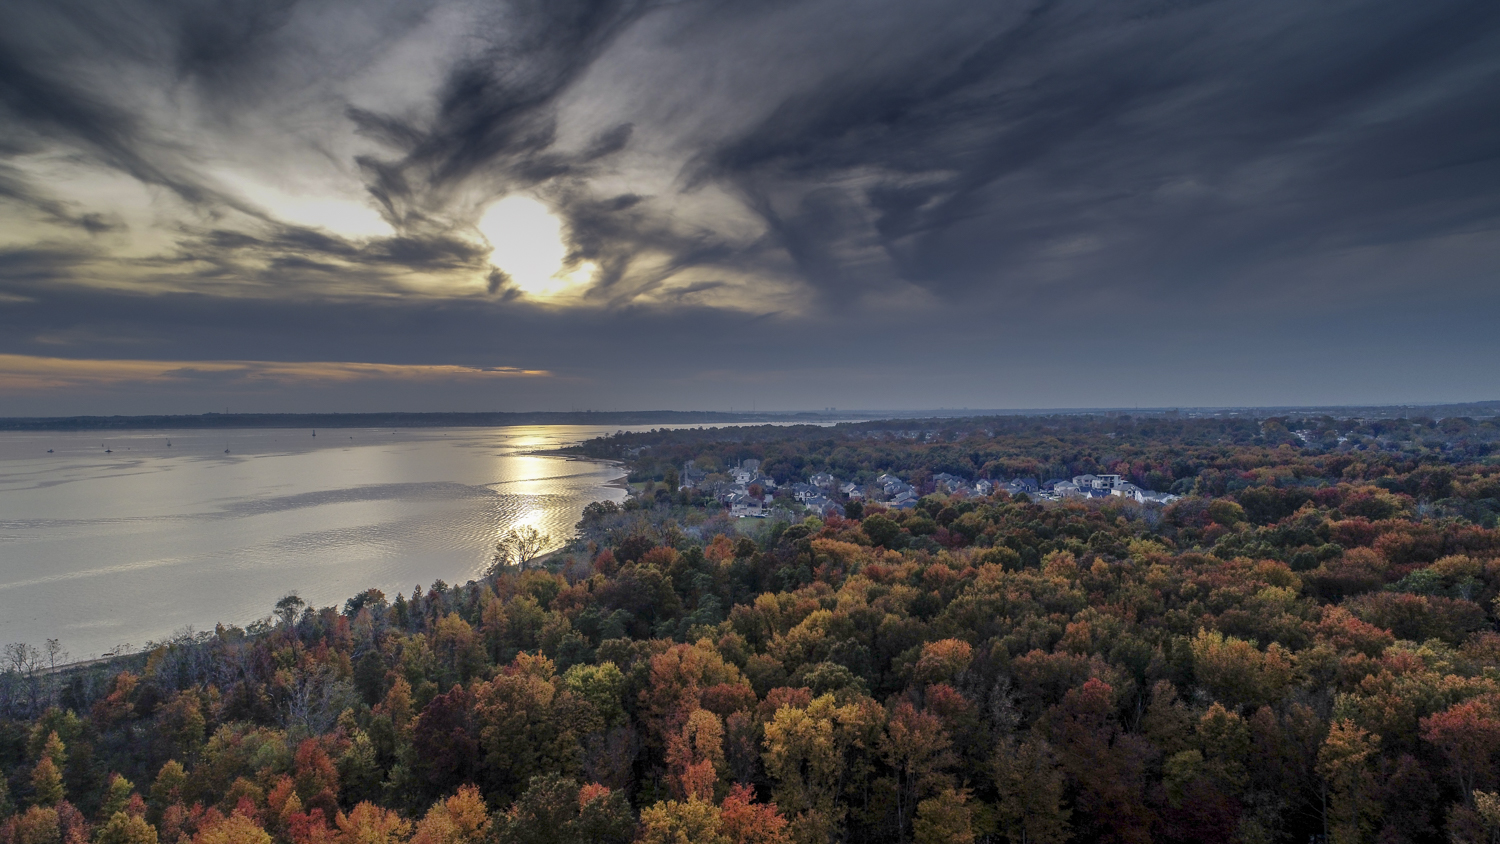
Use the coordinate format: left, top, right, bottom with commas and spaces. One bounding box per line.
5, 415, 1500, 843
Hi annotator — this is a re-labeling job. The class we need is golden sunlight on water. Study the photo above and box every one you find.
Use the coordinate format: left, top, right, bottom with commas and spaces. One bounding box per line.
0, 426, 638, 659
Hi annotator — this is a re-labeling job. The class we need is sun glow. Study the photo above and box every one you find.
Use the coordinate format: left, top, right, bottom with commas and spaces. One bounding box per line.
476, 195, 595, 299
216, 169, 390, 239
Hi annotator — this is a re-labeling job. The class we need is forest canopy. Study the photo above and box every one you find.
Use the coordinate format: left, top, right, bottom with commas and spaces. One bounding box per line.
5, 413, 1500, 844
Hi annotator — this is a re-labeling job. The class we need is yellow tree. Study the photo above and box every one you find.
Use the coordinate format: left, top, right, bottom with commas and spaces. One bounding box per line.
376, 678, 414, 737
27, 731, 67, 810
38, 733, 66, 770
193, 814, 273, 844
9, 806, 60, 844
635, 798, 726, 844
332, 804, 410, 844
410, 786, 489, 844
913, 789, 973, 844
431, 615, 487, 684
149, 762, 186, 816
30, 759, 64, 808
1317, 719, 1380, 844
95, 813, 159, 844
911, 640, 973, 688
1190, 630, 1293, 709
100, 775, 136, 820
762, 693, 883, 844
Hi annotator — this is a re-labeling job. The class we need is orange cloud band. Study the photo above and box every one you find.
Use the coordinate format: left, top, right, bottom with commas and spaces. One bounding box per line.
0, 354, 550, 392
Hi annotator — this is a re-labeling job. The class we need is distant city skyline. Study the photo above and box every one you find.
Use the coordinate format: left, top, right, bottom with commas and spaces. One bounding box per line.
2, 0, 1499, 414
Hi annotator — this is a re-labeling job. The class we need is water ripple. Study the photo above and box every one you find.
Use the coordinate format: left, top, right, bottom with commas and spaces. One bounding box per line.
0, 428, 630, 657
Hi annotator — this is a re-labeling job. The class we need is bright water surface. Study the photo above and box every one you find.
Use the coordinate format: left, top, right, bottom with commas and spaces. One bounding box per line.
0, 426, 635, 658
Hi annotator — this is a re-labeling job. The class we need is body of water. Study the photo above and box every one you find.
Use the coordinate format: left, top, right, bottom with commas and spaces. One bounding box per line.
0, 426, 633, 659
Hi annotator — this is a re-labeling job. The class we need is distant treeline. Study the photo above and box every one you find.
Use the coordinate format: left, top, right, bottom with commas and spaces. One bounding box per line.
4, 401, 1496, 432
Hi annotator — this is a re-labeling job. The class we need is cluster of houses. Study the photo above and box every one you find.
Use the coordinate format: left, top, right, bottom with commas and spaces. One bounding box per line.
1042, 473, 1181, 504
785, 472, 849, 519
679, 460, 1177, 518
680, 459, 786, 519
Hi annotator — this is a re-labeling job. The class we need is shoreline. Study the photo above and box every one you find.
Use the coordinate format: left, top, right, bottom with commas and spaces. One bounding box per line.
1, 436, 633, 665
520, 448, 631, 492
15, 451, 631, 671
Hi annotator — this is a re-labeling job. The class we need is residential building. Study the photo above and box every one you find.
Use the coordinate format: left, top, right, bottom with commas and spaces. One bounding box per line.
790, 483, 820, 502
731, 500, 765, 518
931, 472, 966, 492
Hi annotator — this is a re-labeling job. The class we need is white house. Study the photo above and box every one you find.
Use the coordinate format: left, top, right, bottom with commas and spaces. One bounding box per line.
731, 500, 765, 518
791, 483, 820, 502
804, 496, 842, 518
1072, 474, 1122, 491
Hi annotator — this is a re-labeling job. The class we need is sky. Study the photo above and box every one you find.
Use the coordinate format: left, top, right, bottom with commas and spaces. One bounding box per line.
1, 0, 1499, 415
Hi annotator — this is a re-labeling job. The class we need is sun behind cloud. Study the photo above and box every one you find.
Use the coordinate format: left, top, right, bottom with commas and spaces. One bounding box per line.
476, 195, 594, 299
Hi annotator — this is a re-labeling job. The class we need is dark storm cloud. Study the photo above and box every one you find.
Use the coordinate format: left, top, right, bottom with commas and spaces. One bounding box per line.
682, 0, 1500, 301
548, 187, 748, 304
172, 0, 302, 87
0, 38, 231, 210
0, 249, 94, 286
351, 0, 651, 232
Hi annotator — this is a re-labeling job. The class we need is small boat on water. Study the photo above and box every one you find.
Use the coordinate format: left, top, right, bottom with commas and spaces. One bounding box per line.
47, 449, 53, 453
